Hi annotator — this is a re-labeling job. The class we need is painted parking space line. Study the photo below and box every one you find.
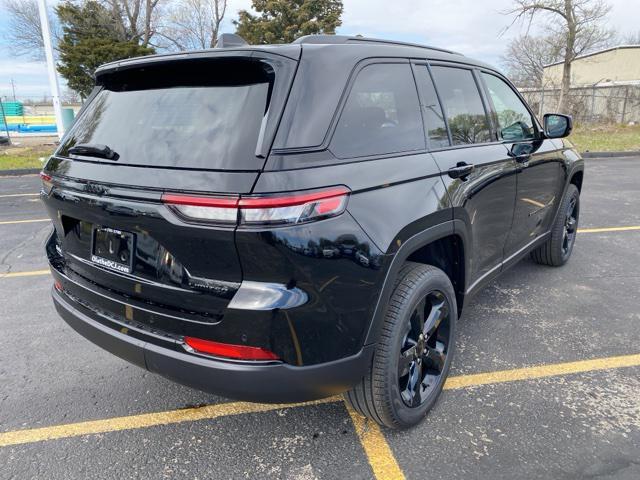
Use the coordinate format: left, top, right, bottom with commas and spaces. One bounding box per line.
0, 397, 339, 448
0, 218, 50, 225
443, 353, 640, 390
577, 225, 640, 233
0, 269, 50, 279
0, 224, 639, 280
346, 405, 405, 480
1, 352, 639, 448
0, 193, 40, 199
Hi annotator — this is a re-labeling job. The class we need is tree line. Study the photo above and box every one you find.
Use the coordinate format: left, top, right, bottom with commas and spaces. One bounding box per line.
3, 0, 344, 98
3, 0, 634, 112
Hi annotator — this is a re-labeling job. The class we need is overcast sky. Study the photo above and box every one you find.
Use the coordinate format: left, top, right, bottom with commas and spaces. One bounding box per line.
0, 0, 638, 99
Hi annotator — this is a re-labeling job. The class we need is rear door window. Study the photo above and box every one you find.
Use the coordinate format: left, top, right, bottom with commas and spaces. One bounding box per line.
330, 63, 425, 159
430, 66, 493, 145
58, 59, 274, 171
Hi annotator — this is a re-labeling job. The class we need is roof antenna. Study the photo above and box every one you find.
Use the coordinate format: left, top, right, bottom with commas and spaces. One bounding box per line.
215, 33, 249, 48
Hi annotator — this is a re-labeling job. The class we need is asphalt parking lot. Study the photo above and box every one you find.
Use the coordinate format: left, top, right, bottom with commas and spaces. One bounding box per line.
1, 156, 639, 480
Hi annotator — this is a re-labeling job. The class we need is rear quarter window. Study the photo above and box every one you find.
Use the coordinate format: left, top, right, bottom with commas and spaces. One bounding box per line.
330, 63, 425, 159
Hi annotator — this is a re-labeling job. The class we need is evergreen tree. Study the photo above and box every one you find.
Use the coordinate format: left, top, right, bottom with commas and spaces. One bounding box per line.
56, 1, 154, 98
234, 0, 343, 45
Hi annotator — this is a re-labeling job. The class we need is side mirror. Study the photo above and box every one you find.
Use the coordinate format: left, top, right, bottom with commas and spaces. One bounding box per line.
543, 113, 573, 139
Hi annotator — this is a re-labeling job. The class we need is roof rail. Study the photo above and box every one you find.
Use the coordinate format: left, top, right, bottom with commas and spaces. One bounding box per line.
292, 34, 462, 56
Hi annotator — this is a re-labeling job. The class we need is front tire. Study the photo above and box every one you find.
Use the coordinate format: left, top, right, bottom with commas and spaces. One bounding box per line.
345, 262, 457, 429
531, 184, 580, 266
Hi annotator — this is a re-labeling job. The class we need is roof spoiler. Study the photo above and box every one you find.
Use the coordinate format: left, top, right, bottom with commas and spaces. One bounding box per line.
216, 33, 249, 48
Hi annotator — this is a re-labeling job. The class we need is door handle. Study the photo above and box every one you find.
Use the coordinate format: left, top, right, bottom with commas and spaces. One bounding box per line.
448, 162, 474, 179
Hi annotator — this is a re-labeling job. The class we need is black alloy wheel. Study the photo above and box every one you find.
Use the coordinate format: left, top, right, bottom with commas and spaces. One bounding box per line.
562, 194, 578, 258
531, 183, 580, 266
398, 291, 451, 408
344, 262, 457, 429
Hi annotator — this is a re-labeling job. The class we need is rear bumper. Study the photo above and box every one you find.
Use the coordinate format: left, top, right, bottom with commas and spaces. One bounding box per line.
52, 287, 374, 403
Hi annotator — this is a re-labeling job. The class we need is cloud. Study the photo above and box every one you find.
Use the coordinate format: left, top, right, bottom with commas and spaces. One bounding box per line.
336, 0, 636, 65
0, 59, 47, 76
337, 0, 542, 65
0, 59, 67, 98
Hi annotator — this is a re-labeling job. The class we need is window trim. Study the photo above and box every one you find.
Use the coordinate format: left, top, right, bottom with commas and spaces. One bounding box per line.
477, 69, 543, 143
326, 58, 427, 160
410, 61, 452, 150
471, 69, 500, 142
422, 61, 499, 151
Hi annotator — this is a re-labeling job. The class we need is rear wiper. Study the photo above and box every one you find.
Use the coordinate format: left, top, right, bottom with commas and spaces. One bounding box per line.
68, 143, 119, 160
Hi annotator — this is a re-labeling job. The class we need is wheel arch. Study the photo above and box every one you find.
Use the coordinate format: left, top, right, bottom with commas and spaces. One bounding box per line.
364, 220, 470, 346
570, 169, 584, 192
549, 162, 584, 228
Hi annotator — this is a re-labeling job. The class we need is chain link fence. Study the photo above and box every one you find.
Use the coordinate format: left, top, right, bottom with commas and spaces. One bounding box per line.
520, 84, 640, 124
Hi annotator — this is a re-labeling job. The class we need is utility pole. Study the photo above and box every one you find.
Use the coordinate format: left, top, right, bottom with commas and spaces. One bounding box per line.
37, 0, 64, 139
10, 79, 17, 101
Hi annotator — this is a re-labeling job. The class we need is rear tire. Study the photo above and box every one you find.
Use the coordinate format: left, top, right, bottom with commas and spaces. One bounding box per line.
531, 184, 580, 266
344, 262, 457, 429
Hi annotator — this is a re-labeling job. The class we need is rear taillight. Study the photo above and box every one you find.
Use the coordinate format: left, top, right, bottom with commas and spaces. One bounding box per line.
160, 194, 239, 224
40, 172, 53, 194
184, 337, 280, 361
161, 186, 350, 226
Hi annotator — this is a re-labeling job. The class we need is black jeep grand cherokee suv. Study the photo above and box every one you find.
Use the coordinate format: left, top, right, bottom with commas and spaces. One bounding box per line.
41, 34, 583, 429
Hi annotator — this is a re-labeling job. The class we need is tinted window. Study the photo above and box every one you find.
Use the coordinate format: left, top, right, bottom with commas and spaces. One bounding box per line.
59, 60, 272, 170
430, 66, 492, 145
331, 63, 424, 158
482, 73, 536, 141
415, 67, 450, 148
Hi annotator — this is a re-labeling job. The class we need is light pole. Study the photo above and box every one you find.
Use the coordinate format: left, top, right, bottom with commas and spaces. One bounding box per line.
37, 0, 64, 139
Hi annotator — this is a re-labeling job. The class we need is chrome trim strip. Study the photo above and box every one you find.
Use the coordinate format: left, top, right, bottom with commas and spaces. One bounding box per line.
54, 264, 219, 325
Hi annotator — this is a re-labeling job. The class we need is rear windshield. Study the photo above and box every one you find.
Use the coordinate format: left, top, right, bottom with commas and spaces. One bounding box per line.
58, 59, 274, 170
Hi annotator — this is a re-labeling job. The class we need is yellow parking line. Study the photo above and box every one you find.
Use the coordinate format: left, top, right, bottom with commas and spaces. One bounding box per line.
443, 353, 640, 390
0, 353, 638, 452
0, 269, 50, 279
0, 225, 638, 279
0, 218, 50, 225
578, 226, 640, 233
0, 397, 339, 448
0, 193, 40, 198
346, 405, 405, 480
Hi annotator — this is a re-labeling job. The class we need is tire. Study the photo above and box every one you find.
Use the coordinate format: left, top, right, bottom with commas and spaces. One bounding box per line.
344, 262, 457, 429
531, 184, 580, 266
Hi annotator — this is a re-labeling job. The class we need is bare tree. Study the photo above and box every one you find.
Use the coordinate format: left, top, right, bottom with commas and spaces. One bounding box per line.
501, 34, 563, 87
1, 0, 59, 59
504, 0, 615, 111
622, 31, 640, 44
1, 0, 165, 59
102, 0, 163, 47
160, 0, 227, 50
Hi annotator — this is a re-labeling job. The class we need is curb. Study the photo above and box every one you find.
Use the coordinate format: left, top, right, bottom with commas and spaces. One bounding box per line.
582, 151, 640, 158
0, 168, 41, 177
